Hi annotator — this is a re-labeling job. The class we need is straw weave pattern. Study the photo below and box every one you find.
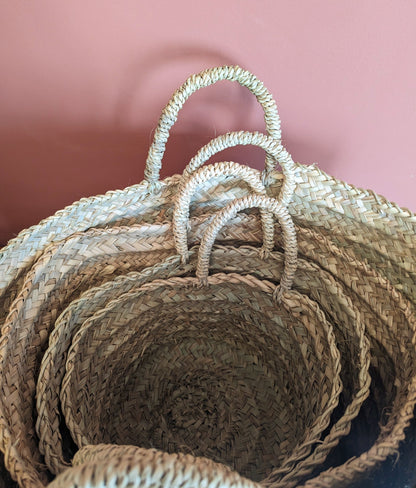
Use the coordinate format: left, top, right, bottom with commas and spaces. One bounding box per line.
0, 65, 415, 488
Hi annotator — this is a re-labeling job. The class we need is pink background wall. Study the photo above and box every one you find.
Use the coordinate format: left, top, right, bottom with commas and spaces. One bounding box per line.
1, 1, 415, 246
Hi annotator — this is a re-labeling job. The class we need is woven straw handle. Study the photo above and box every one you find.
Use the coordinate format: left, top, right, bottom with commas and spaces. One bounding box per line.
145, 65, 281, 186
173, 160, 275, 262
196, 194, 298, 301
173, 133, 296, 262
182, 131, 296, 205
48, 444, 259, 488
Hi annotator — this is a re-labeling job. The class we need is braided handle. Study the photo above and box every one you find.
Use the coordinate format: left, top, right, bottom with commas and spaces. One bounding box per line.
182, 131, 296, 206
196, 194, 298, 301
173, 161, 274, 262
48, 444, 259, 488
145, 65, 281, 186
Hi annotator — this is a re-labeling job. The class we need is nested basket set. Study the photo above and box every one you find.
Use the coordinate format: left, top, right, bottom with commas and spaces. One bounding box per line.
0, 66, 415, 488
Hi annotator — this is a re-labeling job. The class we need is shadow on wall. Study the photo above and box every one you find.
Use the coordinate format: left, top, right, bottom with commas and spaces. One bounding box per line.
0, 45, 335, 247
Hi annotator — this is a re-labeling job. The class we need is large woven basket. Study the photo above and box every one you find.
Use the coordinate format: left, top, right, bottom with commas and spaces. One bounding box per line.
0, 66, 293, 488
35, 184, 416, 487
1, 65, 415, 488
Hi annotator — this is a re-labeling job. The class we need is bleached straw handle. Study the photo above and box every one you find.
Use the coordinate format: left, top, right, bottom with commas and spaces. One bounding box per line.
196, 194, 298, 301
49, 444, 259, 488
181, 131, 297, 207
173, 161, 274, 262
145, 65, 281, 186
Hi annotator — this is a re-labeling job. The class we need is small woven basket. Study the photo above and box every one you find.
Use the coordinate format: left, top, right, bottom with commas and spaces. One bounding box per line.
54, 207, 342, 481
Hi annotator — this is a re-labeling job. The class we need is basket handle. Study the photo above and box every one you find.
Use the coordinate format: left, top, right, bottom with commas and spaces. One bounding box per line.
50, 444, 259, 488
196, 194, 298, 301
173, 161, 274, 263
144, 65, 281, 187
182, 131, 296, 205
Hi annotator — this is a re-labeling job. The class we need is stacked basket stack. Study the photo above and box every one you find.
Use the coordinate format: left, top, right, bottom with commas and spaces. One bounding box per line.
0, 66, 415, 488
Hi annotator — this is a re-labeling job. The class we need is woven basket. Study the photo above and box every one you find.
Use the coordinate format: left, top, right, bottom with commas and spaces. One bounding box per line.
39, 184, 347, 485
59, 281, 341, 479
36, 230, 367, 482
44, 186, 416, 488
0, 66, 296, 488
3, 151, 290, 487
0, 65, 292, 324
1, 65, 415, 488
193, 194, 416, 487
38, 188, 415, 487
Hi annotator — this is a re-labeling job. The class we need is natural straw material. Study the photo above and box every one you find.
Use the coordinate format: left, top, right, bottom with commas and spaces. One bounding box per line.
0, 65, 415, 488
48, 185, 347, 484
1, 137, 296, 487
40, 185, 414, 486
37, 184, 369, 487
3, 172, 415, 487
0, 65, 286, 317
193, 195, 416, 487
59, 275, 341, 481
49, 445, 260, 488
37, 230, 369, 483
44, 189, 415, 487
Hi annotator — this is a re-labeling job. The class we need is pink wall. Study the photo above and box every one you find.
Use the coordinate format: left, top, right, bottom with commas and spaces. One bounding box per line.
1, 1, 415, 245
